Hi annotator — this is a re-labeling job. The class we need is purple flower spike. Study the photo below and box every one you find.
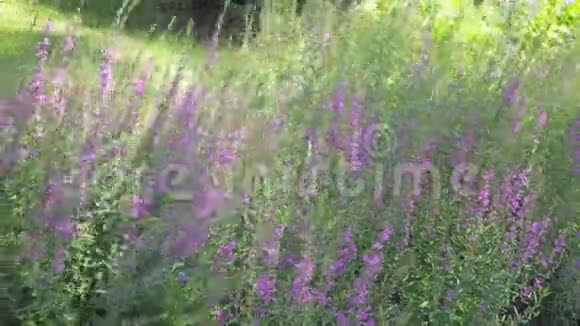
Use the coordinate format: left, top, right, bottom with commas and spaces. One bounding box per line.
335, 311, 350, 326
254, 275, 275, 304
553, 234, 566, 253
503, 78, 521, 107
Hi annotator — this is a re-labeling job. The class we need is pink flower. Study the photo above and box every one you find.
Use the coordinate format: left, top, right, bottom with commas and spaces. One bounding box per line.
63, 35, 75, 53
536, 108, 548, 129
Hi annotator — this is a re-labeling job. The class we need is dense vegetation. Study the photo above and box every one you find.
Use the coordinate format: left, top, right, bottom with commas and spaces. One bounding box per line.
1, 0, 579, 324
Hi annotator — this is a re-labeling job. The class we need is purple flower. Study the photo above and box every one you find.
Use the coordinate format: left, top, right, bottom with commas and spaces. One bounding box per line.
63, 35, 75, 53
214, 240, 236, 270
55, 216, 74, 239
36, 37, 50, 62
539, 255, 551, 268
362, 252, 382, 277
289, 256, 316, 305
516, 219, 550, 268
215, 147, 236, 167
216, 308, 226, 325
371, 242, 383, 251
254, 275, 275, 303
177, 272, 188, 286
194, 187, 225, 220
217, 240, 236, 262
553, 234, 566, 253
482, 170, 495, 181
26, 69, 46, 106
133, 78, 145, 96
98, 49, 113, 102
320, 229, 357, 297
445, 290, 455, 302
378, 225, 393, 243
341, 229, 353, 244
270, 118, 284, 130
314, 291, 331, 307
349, 277, 369, 306
347, 95, 364, 171
27, 32, 51, 106
251, 306, 267, 318
132, 58, 151, 96
262, 225, 285, 267
131, 195, 147, 218
346, 226, 392, 322
503, 78, 521, 107
335, 311, 350, 326
520, 287, 532, 299
533, 277, 543, 289
498, 169, 531, 219
356, 306, 371, 322
475, 180, 492, 217
326, 121, 342, 150
172, 224, 207, 259
536, 107, 548, 129
213, 129, 244, 169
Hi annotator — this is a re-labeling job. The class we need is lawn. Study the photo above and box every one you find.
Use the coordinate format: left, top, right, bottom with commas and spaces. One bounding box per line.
1, 0, 579, 325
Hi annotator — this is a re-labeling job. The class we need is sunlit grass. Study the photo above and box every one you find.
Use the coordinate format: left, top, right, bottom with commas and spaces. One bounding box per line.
0, 0, 257, 96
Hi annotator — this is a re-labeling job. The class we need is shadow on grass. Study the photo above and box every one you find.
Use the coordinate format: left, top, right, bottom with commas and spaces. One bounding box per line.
34, 0, 163, 30
34, 0, 251, 45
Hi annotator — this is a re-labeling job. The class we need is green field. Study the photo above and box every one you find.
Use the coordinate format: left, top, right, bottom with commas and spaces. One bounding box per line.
1, 0, 579, 324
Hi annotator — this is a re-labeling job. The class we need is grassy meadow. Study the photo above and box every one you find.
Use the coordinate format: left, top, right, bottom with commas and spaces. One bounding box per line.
1, 0, 579, 324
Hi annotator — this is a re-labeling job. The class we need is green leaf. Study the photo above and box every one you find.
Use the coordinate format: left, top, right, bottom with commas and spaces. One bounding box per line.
394, 310, 413, 326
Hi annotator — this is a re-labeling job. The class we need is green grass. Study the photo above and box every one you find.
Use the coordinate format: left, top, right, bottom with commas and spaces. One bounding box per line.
0, 0, 256, 97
